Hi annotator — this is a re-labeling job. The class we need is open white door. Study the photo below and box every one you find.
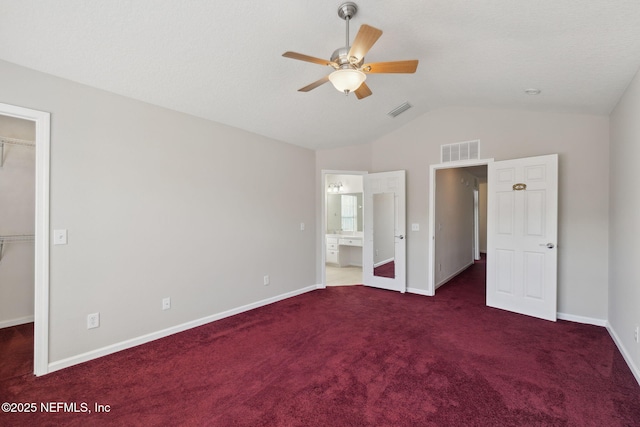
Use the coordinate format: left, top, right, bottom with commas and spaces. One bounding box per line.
487, 154, 558, 321
363, 171, 406, 292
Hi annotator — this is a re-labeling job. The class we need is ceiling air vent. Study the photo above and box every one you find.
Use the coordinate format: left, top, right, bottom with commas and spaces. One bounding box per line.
387, 102, 412, 118
441, 140, 480, 163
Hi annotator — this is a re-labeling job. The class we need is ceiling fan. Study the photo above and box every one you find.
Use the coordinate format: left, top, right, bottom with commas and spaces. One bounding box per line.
282, 2, 419, 100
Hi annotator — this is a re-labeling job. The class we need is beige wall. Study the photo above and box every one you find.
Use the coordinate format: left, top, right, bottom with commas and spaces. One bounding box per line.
319, 106, 610, 320
0, 60, 316, 363
0, 115, 35, 327
609, 67, 640, 380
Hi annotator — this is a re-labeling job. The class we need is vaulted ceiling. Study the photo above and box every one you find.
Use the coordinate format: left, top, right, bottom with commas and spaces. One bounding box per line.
1, 1, 639, 150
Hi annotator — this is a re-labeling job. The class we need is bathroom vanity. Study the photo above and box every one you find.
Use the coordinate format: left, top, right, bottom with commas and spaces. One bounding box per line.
326, 234, 363, 267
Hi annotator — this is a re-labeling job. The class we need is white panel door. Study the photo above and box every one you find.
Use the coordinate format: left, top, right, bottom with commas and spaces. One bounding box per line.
363, 171, 406, 292
487, 154, 558, 321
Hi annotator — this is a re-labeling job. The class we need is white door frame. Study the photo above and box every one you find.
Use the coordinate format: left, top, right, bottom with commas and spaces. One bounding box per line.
473, 189, 480, 261
320, 170, 367, 287
0, 102, 50, 376
427, 158, 493, 296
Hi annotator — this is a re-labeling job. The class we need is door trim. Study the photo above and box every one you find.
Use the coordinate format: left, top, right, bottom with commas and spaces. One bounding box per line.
0, 102, 50, 376
428, 158, 493, 296
474, 189, 480, 260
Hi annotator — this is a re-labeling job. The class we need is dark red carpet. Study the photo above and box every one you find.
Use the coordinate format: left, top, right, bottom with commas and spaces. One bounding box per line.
0, 322, 33, 381
373, 260, 394, 278
1, 259, 639, 426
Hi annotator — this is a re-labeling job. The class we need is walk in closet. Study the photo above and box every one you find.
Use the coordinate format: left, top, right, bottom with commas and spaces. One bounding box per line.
0, 116, 36, 329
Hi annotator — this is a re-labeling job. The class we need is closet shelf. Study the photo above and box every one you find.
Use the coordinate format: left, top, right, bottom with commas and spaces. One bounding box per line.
0, 136, 35, 167
0, 234, 35, 263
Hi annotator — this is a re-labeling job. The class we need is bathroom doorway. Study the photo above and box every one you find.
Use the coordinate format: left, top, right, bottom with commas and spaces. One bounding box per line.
323, 172, 365, 286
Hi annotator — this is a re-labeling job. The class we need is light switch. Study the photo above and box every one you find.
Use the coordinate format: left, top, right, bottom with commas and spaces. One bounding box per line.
53, 229, 67, 245
411, 223, 420, 231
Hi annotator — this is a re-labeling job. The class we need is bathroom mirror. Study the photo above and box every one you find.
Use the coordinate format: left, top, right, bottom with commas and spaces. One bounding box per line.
326, 193, 363, 233
373, 192, 395, 278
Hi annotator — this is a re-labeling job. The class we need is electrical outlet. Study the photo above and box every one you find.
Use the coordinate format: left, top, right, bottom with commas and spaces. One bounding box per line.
300, 222, 305, 231
634, 326, 639, 343
87, 312, 100, 329
263, 275, 270, 286
162, 297, 171, 310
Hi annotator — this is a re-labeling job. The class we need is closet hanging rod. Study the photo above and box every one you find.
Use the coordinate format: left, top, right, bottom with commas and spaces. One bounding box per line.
0, 136, 36, 147
0, 234, 35, 242
0, 136, 36, 168
0, 234, 35, 263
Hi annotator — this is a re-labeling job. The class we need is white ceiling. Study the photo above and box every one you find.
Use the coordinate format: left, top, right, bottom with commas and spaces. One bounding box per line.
1, 1, 639, 150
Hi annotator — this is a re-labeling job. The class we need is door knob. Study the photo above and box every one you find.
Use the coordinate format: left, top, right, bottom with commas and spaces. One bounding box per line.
539, 243, 555, 249
395, 235, 405, 240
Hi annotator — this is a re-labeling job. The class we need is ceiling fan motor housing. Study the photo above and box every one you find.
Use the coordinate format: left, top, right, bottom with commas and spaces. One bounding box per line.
331, 47, 364, 70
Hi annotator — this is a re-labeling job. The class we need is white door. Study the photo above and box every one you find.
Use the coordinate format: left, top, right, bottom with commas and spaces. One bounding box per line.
487, 154, 558, 321
363, 171, 406, 292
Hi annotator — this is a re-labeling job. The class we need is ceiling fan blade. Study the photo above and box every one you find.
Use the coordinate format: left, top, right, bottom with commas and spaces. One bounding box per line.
298, 75, 330, 92
348, 24, 383, 62
362, 60, 419, 74
283, 51, 336, 67
354, 82, 372, 100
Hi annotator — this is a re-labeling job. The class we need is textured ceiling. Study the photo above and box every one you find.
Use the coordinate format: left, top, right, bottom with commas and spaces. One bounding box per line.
1, 1, 640, 150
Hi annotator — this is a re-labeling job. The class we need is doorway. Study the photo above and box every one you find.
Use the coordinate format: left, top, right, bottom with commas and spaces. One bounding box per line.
321, 169, 407, 293
428, 159, 490, 295
428, 155, 558, 322
0, 114, 35, 333
323, 172, 365, 286
0, 102, 50, 376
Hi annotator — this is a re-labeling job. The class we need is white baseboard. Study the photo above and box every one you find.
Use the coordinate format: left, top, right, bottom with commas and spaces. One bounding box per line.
556, 312, 607, 327
606, 322, 640, 386
48, 285, 321, 374
435, 261, 474, 290
406, 287, 432, 297
556, 314, 639, 386
0, 315, 34, 329
374, 258, 394, 268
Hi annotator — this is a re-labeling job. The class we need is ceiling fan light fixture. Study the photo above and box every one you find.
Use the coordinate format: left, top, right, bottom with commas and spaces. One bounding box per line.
282, 3, 418, 100
328, 68, 366, 93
